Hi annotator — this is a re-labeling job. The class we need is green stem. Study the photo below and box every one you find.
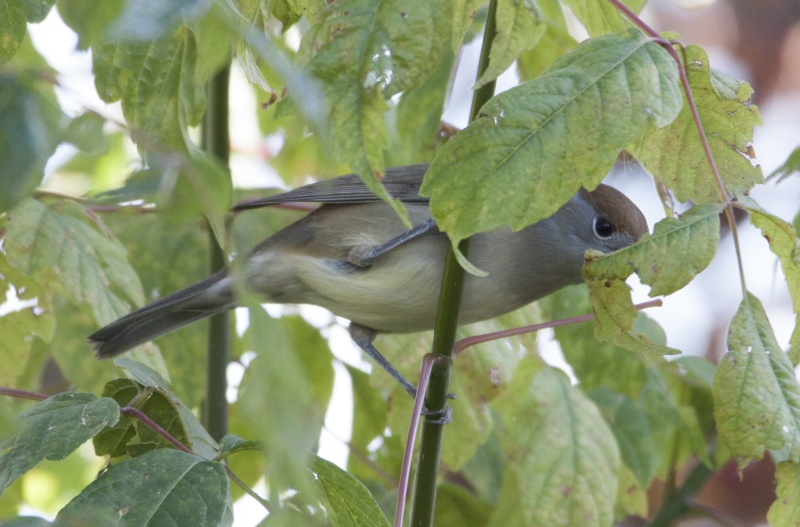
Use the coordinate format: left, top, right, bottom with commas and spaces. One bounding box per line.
408, 2, 498, 525
202, 63, 232, 442
648, 461, 713, 527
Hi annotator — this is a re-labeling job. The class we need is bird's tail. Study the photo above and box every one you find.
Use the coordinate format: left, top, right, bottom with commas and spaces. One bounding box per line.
89, 270, 235, 358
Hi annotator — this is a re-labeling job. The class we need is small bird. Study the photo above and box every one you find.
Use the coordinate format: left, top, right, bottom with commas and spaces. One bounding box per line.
89, 163, 647, 396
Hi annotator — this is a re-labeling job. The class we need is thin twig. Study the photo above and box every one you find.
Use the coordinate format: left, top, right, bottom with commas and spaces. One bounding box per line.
225, 466, 271, 511
453, 299, 663, 356
0, 387, 49, 401
395, 354, 441, 527
121, 406, 193, 453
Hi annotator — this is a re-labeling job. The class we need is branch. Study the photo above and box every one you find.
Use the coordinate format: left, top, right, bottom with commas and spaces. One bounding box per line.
407, 1, 499, 525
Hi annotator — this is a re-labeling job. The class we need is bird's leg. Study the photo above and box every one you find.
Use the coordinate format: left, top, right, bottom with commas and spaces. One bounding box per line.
348, 323, 455, 419
349, 323, 419, 397
347, 218, 438, 267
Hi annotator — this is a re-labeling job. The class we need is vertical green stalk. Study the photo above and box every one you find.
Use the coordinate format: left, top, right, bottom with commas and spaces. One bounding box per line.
202, 63, 232, 442
408, 2, 498, 525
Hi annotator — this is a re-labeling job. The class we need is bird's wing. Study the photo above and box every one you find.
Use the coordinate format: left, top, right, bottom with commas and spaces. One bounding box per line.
233, 163, 430, 211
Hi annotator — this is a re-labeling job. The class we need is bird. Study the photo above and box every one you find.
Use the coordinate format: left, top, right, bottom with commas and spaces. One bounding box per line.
89, 163, 647, 396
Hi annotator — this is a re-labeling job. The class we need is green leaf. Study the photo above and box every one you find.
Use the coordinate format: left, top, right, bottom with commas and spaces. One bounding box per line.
395, 50, 454, 163
713, 293, 800, 464
769, 145, 800, 183
111, 0, 211, 40
282, 0, 325, 22
92, 379, 139, 457
96, 208, 211, 406
5, 198, 145, 325
0, 393, 120, 494
13, 0, 56, 22
433, 483, 493, 526
57, 0, 125, 49
590, 388, 657, 489
154, 148, 233, 249
298, 0, 451, 216
63, 111, 108, 154
218, 434, 263, 458
744, 201, 800, 362
585, 204, 722, 296
474, 0, 545, 89
516, 0, 577, 81
585, 274, 678, 356
237, 302, 324, 499
0, 0, 27, 63
492, 363, 620, 527
561, 0, 644, 37
0, 0, 57, 62
544, 285, 651, 397
422, 29, 681, 245
114, 358, 220, 460
632, 45, 763, 204
0, 72, 64, 212
768, 461, 800, 527
93, 27, 201, 150
451, 0, 484, 52
0, 254, 56, 386
309, 455, 390, 527
614, 464, 647, 520
57, 449, 230, 526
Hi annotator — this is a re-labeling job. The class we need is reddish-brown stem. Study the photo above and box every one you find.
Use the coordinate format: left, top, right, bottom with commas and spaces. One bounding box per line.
607, 0, 748, 294
454, 299, 663, 356
0, 387, 49, 401
120, 406, 193, 453
395, 354, 446, 527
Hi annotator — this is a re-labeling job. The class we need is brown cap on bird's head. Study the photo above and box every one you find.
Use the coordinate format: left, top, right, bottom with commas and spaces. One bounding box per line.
579, 185, 648, 242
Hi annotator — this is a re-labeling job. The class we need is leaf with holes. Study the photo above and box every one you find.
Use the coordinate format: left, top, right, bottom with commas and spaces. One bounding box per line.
0, 393, 119, 494
585, 204, 722, 297
585, 275, 678, 356
632, 45, 763, 204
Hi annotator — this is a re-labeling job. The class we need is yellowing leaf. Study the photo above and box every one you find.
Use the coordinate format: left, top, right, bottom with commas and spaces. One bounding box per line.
713, 293, 800, 465
93, 27, 201, 150
474, 0, 545, 89
585, 276, 678, 356
492, 363, 620, 527
585, 204, 722, 297
768, 461, 800, 527
744, 201, 800, 363
422, 29, 681, 245
632, 45, 763, 203
5, 199, 145, 325
298, 0, 451, 218
562, 0, 644, 37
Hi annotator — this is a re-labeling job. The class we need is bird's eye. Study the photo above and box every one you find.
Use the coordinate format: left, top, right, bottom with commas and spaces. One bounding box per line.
593, 217, 614, 239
